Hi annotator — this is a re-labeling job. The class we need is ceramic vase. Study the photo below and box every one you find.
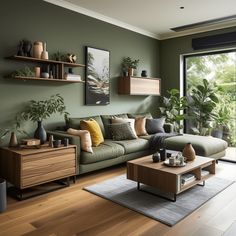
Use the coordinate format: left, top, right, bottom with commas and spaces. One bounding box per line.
182, 142, 196, 161
9, 132, 18, 147
41, 42, 49, 60
34, 121, 47, 144
33, 41, 43, 58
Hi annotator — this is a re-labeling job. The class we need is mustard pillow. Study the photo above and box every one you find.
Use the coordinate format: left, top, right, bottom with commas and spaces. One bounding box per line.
80, 119, 104, 146
67, 128, 93, 153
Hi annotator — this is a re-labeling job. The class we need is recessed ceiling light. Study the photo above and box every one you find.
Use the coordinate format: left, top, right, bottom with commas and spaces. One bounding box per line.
180, 6, 184, 9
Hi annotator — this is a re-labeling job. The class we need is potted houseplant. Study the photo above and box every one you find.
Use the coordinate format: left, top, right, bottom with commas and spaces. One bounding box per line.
0, 117, 28, 147
188, 79, 219, 136
159, 88, 188, 132
122, 57, 139, 76
211, 105, 231, 139
18, 94, 69, 144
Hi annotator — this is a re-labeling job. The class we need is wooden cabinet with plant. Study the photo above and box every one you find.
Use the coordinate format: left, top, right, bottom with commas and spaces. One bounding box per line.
5, 55, 85, 83
118, 76, 161, 96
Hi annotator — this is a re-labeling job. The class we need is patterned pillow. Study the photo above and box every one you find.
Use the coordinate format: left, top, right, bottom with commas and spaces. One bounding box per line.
111, 117, 137, 137
108, 123, 137, 141
146, 118, 166, 134
67, 128, 93, 153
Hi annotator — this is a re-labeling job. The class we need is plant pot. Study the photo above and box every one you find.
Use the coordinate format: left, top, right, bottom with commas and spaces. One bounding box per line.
34, 121, 47, 144
211, 127, 223, 139
128, 68, 134, 76
9, 132, 18, 147
182, 142, 196, 161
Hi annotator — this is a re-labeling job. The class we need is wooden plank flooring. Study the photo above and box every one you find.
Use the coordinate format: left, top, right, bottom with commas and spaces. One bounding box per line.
0, 160, 236, 236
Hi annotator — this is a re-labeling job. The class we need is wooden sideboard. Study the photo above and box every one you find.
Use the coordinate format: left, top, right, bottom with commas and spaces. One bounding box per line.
0, 145, 77, 199
118, 76, 161, 95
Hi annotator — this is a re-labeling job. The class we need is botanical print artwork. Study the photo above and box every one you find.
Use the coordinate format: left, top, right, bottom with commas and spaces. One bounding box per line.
85, 47, 110, 105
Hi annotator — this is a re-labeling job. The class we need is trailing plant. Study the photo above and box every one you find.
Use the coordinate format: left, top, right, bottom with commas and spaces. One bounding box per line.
12, 66, 34, 77
122, 57, 139, 69
18, 94, 69, 123
159, 88, 188, 132
50, 51, 67, 61
188, 79, 219, 135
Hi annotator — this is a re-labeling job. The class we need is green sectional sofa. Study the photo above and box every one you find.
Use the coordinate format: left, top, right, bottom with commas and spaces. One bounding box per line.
47, 112, 228, 175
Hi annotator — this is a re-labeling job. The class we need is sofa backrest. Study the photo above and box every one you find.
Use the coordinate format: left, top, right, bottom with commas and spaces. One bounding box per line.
66, 112, 154, 139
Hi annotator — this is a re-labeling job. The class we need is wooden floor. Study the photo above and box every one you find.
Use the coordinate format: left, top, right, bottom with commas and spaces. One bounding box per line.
0, 158, 236, 236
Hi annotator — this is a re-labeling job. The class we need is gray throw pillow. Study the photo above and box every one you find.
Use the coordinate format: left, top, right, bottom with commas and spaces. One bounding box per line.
146, 118, 165, 134
108, 122, 137, 141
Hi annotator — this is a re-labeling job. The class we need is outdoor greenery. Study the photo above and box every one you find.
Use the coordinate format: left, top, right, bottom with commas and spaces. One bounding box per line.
186, 52, 236, 146
159, 88, 188, 132
18, 94, 69, 122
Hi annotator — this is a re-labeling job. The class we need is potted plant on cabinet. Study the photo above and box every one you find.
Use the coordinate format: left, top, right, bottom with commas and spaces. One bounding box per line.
18, 94, 69, 144
159, 88, 188, 132
122, 57, 139, 76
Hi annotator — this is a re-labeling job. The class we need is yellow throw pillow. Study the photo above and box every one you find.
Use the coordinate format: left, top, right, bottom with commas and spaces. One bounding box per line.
80, 119, 104, 147
67, 128, 93, 153
135, 117, 148, 136
111, 117, 137, 138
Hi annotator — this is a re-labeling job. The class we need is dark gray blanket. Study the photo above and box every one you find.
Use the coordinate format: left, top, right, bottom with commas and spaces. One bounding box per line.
149, 133, 182, 151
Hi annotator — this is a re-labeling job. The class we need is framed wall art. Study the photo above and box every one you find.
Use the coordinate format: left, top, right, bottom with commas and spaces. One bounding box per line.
85, 46, 110, 105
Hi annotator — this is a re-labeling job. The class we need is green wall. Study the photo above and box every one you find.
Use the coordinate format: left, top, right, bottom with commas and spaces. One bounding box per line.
160, 26, 236, 93
0, 0, 160, 141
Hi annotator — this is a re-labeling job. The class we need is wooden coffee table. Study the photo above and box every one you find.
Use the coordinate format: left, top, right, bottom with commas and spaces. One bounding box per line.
127, 154, 215, 202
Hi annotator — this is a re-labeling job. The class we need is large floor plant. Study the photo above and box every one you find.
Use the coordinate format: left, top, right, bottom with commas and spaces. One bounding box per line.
159, 88, 188, 132
188, 79, 219, 136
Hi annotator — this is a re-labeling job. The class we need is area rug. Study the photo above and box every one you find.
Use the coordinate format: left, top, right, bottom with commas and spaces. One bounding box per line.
84, 174, 234, 226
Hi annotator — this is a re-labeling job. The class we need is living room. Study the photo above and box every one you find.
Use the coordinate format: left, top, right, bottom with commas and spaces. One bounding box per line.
0, 0, 236, 235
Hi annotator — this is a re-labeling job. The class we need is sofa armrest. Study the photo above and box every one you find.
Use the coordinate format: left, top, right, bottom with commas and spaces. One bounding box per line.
164, 123, 174, 133
47, 130, 81, 158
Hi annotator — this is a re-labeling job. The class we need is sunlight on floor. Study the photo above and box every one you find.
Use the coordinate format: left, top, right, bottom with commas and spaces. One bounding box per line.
221, 147, 236, 162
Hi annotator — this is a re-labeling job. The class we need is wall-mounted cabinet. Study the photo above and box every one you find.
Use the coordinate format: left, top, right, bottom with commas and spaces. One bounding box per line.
118, 76, 161, 95
5, 55, 85, 83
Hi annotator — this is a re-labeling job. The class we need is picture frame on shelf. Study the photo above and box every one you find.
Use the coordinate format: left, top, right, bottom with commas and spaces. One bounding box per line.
85, 46, 110, 105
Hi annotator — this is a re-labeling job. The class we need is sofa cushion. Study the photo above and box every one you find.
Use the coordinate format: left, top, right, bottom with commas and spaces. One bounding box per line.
113, 138, 149, 154
67, 128, 93, 153
101, 113, 129, 139
128, 112, 153, 119
135, 117, 148, 136
146, 118, 165, 134
66, 115, 105, 137
164, 134, 228, 157
108, 122, 137, 141
80, 119, 104, 147
111, 117, 137, 137
80, 140, 125, 164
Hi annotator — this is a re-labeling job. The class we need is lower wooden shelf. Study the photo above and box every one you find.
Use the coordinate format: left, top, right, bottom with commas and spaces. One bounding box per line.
7, 76, 85, 83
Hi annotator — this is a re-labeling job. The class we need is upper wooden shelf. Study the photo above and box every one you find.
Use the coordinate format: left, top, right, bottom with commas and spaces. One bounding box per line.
118, 76, 161, 96
6, 55, 86, 68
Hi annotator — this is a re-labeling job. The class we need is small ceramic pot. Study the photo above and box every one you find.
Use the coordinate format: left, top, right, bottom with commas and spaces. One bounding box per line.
53, 140, 61, 148
152, 152, 161, 163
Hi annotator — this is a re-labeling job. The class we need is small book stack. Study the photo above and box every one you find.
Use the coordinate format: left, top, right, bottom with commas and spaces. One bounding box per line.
64, 73, 82, 81
201, 169, 210, 177
181, 173, 196, 186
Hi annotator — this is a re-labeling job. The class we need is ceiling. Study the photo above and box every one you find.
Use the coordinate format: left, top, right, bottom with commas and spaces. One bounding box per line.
44, 0, 236, 40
